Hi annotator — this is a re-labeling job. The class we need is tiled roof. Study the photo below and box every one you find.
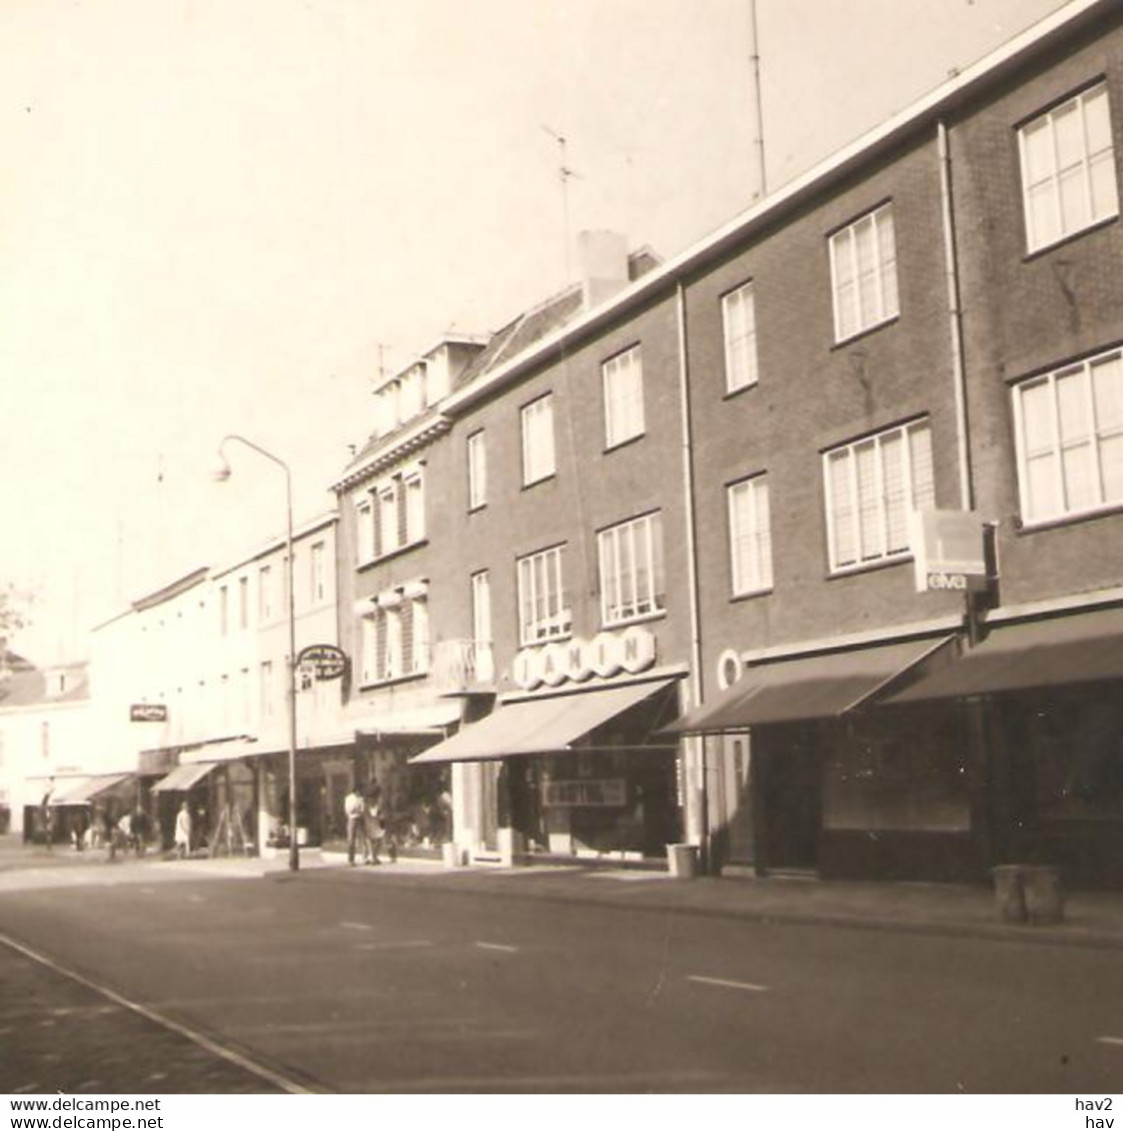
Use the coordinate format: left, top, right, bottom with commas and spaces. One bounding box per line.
0, 656, 89, 709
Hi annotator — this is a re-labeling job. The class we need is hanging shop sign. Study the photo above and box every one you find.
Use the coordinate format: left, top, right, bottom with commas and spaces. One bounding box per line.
129, 704, 168, 723
296, 644, 349, 681
909, 509, 987, 594
542, 779, 627, 807
513, 625, 657, 691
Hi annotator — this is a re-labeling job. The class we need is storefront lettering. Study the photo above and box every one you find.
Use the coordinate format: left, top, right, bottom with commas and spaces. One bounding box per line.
513, 626, 657, 690
542, 778, 627, 807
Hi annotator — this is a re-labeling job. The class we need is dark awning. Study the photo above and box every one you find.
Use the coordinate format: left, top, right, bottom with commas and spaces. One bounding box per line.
666, 637, 954, 734
410, 678, 677, 765
48, 773, 134, 807
886, 607, 1123, 704
150, 762, 220, 793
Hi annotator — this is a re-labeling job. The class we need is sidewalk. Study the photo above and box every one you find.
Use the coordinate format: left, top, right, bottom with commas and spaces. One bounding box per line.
6, 837, 1123, 949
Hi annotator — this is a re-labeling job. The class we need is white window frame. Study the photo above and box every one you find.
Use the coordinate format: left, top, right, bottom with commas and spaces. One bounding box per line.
467, 430, 487, 510
822, 418, 935, 573
383, 606, 403, 681
602, 345, 645, 449
219, 585, 229, 636
727, 474, 773, 596
356, 497, 374, 563
410, 597, 430, 675
597, 511, 665, 627
258, 565, 273, 623
259, 661, 274, 720
310, 541, 326, 604
521, 394, 556, 487
722, 281, 759, 394
829, 202, 899, 343
238, 577, 249, 630
403, 471, 425, 543
1012, 347, 1123, 525
378, 482, 400, 555
360, 615, 378, 686
516, 544, 570, 645
1019, 82, 1118, 254
471, 569, 492, 647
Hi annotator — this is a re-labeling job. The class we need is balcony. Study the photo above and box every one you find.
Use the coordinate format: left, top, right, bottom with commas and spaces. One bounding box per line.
431, 639, 496, 694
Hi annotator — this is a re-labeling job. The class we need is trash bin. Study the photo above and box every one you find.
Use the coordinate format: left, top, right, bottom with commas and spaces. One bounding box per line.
667, 843, 698, 880
1023, 865, 1064, 925
992, 864, 1028, 923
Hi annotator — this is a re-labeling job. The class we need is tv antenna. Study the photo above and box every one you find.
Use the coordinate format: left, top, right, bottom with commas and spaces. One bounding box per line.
543, 125, 581, 282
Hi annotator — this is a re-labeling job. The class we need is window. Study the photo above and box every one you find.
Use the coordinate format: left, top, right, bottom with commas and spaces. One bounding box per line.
258, 565, 273, 622
259, 661, 274, 720
829, 203, 898, 342
728, 474, 773, 595
521, 394, 556, 486
360, 616, 378, 685
471, 570, 492, 646
467, 430, 487, 510
356, 497, 374, 563
383, 607, 403, 680
403, 472, 424, 543
378, 483, 400, 555
722, 282, 758, 393
219, 586, 229, 635
220, 674, 230, 728
823, 418, 935, 571
1013, 348, 1123, 524
240, 668, 251, 725
310, 542, 327, 603
410, 598, 430, 675
516, 544, 570, 645
1019, 82, 1118, 253
597, 512, 665, 626
238, 577, 249, 630
603, 345, 644, 448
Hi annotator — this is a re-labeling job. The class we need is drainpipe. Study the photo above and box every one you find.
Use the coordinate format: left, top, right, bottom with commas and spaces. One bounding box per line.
937, 119, 973, 513
675, 280, 708, 872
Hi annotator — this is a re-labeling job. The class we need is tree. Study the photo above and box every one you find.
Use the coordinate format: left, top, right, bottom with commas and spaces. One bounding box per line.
0, 583, 31, 656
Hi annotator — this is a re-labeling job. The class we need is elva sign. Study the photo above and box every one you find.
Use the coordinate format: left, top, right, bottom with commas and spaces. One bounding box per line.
130, 703, 168, 723
513, 626, 657, 691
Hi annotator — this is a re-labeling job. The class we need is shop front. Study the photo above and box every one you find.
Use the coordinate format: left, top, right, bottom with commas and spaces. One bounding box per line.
887, 606, 1123, 889
670, 635, 974, 880
411, 676, 683, 865
31, 773, 138, 847
151, 754, 258, 855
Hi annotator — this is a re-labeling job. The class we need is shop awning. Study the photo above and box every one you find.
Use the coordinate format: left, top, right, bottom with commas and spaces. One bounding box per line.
151, 762, 220, 793
410, 679, 677, 765
665, 637, 954, 734
886, 607, 1123, 704
48, 773, 134, 807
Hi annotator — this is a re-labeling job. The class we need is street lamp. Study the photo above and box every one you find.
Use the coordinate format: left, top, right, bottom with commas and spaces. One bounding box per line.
212, 434, 300, 872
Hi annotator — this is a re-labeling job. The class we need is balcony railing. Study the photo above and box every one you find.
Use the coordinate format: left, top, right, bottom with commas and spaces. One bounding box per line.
431, 639, 495, 693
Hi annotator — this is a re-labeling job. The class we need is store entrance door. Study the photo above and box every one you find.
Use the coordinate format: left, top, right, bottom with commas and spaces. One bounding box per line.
758, 725, 820, 873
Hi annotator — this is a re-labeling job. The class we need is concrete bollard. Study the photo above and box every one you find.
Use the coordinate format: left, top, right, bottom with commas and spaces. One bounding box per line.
992, 864, 1028, 923
1023, 865, 1064, 925
667, 843, 698, 880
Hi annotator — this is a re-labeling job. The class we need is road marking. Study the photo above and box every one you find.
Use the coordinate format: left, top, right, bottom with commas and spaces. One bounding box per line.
339, 921, 373, 931
1097, 1036, 1123, 1047
686, 974, 768, 993
474, 941, 518, 953
0, 930, 314, 1095
354, 940, 433, 951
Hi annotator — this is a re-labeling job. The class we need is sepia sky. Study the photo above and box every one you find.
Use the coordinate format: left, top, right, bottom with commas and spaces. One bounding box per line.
2, 0, 1066, 661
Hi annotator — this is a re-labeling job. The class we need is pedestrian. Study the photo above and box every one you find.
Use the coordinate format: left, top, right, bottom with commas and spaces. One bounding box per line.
363, 786, 383, 865
174, 801, 192, 860
103, 808, 118, 862
344, 784, 366, 866
132, 807, 149, 857
116, 810, 134, 856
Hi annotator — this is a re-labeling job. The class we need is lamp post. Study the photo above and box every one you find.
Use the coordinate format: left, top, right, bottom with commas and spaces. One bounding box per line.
211, 435, 300, 872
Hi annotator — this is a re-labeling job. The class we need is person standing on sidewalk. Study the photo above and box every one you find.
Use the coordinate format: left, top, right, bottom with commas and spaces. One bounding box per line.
174, 801, 192, 860
363, 785, 383, 865
344, 785, 367, 866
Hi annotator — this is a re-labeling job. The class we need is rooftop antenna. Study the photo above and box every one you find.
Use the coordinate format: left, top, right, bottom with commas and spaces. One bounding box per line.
748, 0, 767, 201
542, 125, 581, 283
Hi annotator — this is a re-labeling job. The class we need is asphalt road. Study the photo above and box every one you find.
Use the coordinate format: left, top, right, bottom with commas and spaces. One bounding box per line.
2, 865, 1121, 1093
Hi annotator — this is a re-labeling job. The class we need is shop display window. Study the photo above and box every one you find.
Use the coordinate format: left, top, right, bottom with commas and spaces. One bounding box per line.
823, 709, 970, 832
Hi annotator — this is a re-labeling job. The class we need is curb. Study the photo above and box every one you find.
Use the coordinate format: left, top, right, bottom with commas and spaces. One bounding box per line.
329, 866, 1123, 953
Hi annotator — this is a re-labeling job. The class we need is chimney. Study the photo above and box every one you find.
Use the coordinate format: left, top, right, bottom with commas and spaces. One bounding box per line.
578, 230, 629, 310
